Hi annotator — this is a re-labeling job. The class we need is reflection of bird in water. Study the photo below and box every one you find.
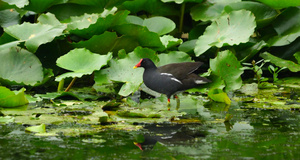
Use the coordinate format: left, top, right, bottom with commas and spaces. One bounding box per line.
133, 123, 207, 151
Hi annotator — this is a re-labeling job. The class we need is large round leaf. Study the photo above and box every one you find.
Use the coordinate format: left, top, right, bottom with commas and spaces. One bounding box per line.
55, 48, 112, 81
210, 50, 243, 92
114, 24, 165, 51
225, 1, 277, 28
194, 10, 256, 56
0, 47, 43, 86
142, 16, 176, 35
2, 0, 29, 8
4, 22, 65, 52
0, 9, 20, 27
71, 31, 139, 54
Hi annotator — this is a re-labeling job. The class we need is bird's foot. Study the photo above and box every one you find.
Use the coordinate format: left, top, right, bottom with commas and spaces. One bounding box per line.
167, 99, 171, 111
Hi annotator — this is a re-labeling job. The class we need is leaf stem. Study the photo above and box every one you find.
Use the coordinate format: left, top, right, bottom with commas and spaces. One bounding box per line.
179, 3, 186, 34
65, 77, 77, 92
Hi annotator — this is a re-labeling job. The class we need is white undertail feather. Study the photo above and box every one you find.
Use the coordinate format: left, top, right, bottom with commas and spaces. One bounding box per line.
195, 80, 207, 84
171, 78, 182, 84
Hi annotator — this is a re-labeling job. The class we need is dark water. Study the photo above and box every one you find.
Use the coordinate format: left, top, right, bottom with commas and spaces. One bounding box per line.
1, 105, 299, 160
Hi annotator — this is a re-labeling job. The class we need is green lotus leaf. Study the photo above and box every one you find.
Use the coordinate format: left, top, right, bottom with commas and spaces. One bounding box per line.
161, 0, 203, 4
24, 0, 66, 13
210, 50, 243, 92
67, 10, 129, 39
126, 15, 143, 25
114, 24, 165, 51
121, 0, 179, 16
143, 16, 176, 35
0, 47, 43, 86
260, 52, 300, 72
0, 9, 20, 27
25, 123, 46, 133
295, 52, 300, 64
208, 88, 231, 105
255, 0, 300, 9
178, 39, 197, 53
160, 35, 183, 50
4, 22, 65, 52
267, 7, 300, 46
194, 10, 256, 56
2, 0, 29, 8
55, 48, 112, 81
0, 86, 29, 108
225, 1, 277, 28
71, 31, 139, 55
190, 0, 241, 22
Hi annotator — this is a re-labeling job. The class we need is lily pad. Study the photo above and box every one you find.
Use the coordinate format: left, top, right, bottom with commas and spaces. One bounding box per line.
0, 86, 29, 108
25, 123, 46, 133
55, 48, 112, 81
208, 88, 231, 105
194, 10, 256, 56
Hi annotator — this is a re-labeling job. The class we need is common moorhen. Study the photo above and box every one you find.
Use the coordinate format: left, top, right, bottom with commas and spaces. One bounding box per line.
134, 58, 211, 110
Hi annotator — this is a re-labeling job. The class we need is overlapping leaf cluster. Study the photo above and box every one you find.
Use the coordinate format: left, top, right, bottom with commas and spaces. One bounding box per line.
0, 0, 299, 107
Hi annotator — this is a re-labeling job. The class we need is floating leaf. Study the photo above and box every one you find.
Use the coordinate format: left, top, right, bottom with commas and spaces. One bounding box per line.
210, 50, 243, 92
0, 47, 43, 86
0, 116, 15, 124
260, 52, 300, 72
208, 88, 231, 105
194, 10, 256, 56
55, 48, 112, 81
25, 123, 46, 133
0, 86, 29, 108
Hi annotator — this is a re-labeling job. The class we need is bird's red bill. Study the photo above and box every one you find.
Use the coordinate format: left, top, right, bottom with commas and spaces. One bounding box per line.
133, 59, 143, 69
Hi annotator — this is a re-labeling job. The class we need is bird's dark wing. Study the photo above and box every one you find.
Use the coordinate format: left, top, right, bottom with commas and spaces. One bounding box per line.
157, 62, 203, 80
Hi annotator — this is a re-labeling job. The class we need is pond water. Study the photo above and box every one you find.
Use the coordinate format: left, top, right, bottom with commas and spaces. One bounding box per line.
1, 102, 299, 159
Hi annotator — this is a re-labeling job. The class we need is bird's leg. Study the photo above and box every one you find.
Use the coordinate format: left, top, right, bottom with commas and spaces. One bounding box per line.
167, 98, 171, 111
174, 95, 180, 110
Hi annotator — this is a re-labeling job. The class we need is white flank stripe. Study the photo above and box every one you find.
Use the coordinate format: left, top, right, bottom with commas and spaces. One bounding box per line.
195, 80, 207, 84
171, 78, 182, 84
160, 73, 173, 77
